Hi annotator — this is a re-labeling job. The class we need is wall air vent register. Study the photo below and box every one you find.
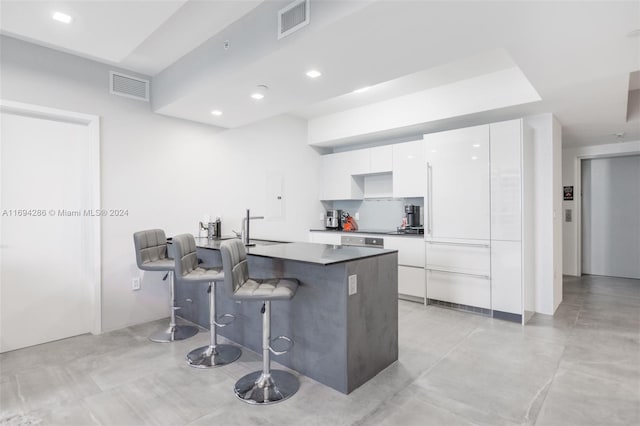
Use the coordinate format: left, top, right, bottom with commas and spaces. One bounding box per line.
109, 71, 149, 102
278, 0, 310, 39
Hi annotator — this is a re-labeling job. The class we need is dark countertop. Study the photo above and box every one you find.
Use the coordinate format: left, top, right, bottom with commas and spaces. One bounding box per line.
310, 229, 424, 238
195, 237, 397, 266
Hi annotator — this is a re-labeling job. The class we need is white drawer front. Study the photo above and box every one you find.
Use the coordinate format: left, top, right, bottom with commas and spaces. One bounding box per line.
385, 237, 425, 267
398, 265, 425, 298
426, 269, 490, 309
425, 241, 490, 276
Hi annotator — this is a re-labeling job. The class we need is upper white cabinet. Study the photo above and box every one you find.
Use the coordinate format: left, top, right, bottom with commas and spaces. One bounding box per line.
370, 146, 393, 173
424, 125, 490, 241
320, 146, 393, 200
320, 152, 363, 200
392, 139, 426, 198
352, 145, 393, 175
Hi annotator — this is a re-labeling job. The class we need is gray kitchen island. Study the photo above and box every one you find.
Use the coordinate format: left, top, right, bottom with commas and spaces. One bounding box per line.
174, 239, 398, 394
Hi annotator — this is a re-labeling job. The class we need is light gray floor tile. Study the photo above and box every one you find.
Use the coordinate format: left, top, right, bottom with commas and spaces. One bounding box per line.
536, 367, 640, 426
412, 325, 564, 424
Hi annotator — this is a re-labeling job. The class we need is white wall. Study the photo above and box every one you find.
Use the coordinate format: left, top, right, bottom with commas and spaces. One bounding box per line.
524, 114, 563, 315
0, 36, 322, 332
562, 140, 640, 276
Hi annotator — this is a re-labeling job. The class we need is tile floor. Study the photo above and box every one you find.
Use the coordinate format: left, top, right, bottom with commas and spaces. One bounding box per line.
1, 275, 639, 426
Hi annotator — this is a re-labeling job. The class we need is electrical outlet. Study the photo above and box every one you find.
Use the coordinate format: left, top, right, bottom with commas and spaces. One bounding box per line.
319, 212, 325, 221
355, 212, 360, 220
132, 278, 141, 291
348, 275, 357, 295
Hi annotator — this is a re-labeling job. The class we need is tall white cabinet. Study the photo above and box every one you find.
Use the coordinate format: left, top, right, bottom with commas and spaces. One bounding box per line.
424, 125, 492, 311
489, 119, 534, 323
424, 120, 533, 323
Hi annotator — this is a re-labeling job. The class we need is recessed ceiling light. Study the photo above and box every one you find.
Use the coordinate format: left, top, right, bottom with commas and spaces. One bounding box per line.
250, 84, 268, 100
210, 110, 222, 116
471, 156, 478, 160
472, 144, 480, 148
52, 12, 73, 24
306, 70, 322, 79
353, 86, 371, 94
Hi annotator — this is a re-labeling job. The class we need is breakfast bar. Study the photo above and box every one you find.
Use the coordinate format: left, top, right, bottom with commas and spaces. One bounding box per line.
175, 239, 399, 394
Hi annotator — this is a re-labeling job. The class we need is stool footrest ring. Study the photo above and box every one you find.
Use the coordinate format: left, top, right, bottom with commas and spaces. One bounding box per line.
213, 313, 235, 327
269, 335, 293, 355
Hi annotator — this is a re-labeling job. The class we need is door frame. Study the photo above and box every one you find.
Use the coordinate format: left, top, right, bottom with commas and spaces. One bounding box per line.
0, 99, 102, 335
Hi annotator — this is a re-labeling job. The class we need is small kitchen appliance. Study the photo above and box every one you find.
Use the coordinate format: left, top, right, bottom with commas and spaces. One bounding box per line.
325, 210, 342, 229
405, 204, 421, 227
199, 218, 222, 239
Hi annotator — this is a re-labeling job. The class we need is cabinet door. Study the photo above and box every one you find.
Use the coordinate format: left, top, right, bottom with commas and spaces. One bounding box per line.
370, 146, 393, 173
384, 236, 425, 267
490, 120, 522, 241
350, 150, 370, 176
491, 240, 522, 315
426, 269, 491, 309
425, 241, 490, 276
392, 140, 426, 198
398, 265, 425, 299
424, 125, 490, 240
320, 152, 362, 200
309, 232, 342, 245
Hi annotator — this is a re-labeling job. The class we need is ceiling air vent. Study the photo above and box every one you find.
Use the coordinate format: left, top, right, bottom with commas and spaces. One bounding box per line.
278, 0, 309, 39
109, 71, 149, 102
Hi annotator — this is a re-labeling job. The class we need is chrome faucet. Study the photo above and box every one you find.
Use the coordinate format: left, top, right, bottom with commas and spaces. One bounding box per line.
242, 209, 264, 246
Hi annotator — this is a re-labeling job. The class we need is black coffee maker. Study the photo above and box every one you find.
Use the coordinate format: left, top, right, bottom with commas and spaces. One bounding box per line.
405, 205, 421, 227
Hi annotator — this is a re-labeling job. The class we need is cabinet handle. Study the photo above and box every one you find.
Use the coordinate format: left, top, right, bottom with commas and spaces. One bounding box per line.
427, 162, 433, 236
426, 268, 490, 280
426, 241, 490, 249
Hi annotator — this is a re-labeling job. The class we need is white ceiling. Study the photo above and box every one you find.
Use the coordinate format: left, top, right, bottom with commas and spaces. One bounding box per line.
1, 0, 639, 148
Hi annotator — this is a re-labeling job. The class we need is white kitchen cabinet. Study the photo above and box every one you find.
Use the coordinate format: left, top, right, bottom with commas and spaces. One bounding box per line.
370, 145, 393, 173
350, 150, 370, 176
490, 120, 522, 241
392, 139, 426, 197
398, 266, 425, 299
424, 125, 490, 241
384, 236, 425, 300
384, 236, 425, 267
425, 240, 490, 277
308, 231, 341, 245
491, 240, 522, 315
320, 152, 363, 200
426, 269, 491, 310
489, 119, 534, 323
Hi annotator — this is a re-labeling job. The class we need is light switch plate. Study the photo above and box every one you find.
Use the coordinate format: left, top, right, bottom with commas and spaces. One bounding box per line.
132, 277, 141, 291
355, 212, 360, 220
348, 274, 357, 295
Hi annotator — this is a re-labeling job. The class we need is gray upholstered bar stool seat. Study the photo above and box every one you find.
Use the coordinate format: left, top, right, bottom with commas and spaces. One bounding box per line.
133, 229, 199, 342
173, 233, 242, 368
220, 239, 300, 404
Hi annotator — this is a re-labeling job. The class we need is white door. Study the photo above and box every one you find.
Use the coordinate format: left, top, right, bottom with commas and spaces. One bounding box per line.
1, 104, 99, 352
424, 125, 490, 241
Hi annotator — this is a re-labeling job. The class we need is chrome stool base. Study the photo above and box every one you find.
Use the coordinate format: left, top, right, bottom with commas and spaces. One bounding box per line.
186, 344, 241, 368
149, 325, 199, 343
234, 370, 299, 405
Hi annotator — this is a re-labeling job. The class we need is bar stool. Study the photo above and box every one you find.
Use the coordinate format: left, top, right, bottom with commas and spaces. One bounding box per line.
220, 239, 299, 404
133, 229, 199, 342
172, 233, 242, 368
